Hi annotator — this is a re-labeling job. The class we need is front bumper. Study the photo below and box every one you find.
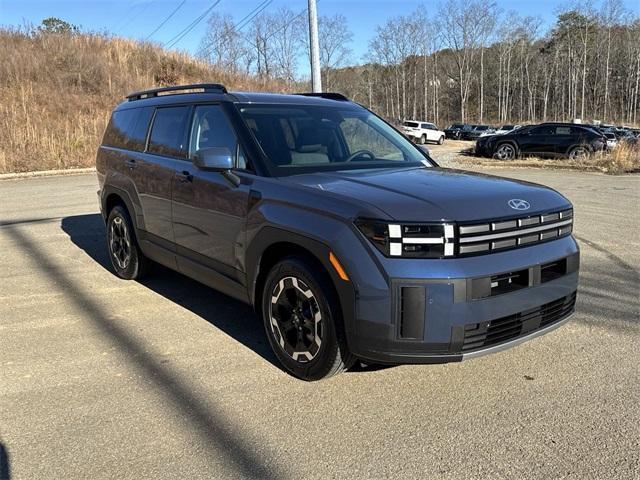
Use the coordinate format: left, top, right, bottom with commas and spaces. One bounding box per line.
348, 236, 580, 364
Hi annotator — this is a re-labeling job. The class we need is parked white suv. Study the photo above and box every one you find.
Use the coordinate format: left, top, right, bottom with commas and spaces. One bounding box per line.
402, 120, 445, 145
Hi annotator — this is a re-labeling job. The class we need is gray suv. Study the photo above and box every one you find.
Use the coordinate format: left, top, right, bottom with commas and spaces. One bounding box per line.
97, 84, 579, 380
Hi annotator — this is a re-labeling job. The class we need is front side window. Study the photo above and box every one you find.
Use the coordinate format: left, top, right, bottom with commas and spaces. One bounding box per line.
238, 104, 429, 174
148, 106, 191, 159
188, 105, 246, 168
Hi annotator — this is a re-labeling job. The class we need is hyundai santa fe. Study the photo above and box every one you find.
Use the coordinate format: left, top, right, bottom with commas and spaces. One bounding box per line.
96, 83, 580, 381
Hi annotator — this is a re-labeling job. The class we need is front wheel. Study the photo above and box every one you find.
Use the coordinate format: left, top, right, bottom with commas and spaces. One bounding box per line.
438, 136, 444, 145
261, 256, 354, 381
493, 143, 516, 160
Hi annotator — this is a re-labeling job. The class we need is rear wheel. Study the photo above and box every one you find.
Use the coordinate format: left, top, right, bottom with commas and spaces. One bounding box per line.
106, 205, 152, 280
420, 134, 427, 145
438, 136, 444, 145
493, 143, 516, 160
568, 145, 589, 159
261, 256, 354, 381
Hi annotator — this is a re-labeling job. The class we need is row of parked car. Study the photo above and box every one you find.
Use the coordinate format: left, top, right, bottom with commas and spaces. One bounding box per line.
448, 122, 639, 159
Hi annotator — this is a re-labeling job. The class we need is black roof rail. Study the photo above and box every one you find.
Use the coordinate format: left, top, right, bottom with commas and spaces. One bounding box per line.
296, 92, 349, 101
126, 83, 228, 101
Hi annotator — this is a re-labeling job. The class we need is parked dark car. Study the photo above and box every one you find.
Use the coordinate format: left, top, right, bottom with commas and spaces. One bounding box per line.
97, 84, 579, 380
444, 123, 472, 139
461, 125, 494, 140
475, 123, 606, 159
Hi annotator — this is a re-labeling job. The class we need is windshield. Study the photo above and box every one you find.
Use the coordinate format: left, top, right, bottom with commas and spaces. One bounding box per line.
449, 124, 463, 129
238, 104, 430, 174
403, 121, 419, 128
501, 125, 514, 130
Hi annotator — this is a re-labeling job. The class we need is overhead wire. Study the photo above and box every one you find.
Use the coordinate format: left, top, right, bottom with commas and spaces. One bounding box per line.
145, 0, 187, 40
165, 0, 223, 49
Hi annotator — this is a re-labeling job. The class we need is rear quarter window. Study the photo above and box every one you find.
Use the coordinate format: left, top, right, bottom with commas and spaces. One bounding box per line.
102, 107, 152, 151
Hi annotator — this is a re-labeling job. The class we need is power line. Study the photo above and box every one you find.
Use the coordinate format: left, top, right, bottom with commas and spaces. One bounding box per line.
199, 0, 272, 58
235, 0, 273, 31
165, 0, 223, 49
115, 0, 157, 34
145, 0, 187, 40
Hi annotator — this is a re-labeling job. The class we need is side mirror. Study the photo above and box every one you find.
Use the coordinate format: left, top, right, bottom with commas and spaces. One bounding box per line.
193, 147, 233, 171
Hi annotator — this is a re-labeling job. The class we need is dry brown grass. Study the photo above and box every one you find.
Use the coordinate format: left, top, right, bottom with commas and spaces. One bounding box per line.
0, 28, 286, 173
593, 143, 640, 174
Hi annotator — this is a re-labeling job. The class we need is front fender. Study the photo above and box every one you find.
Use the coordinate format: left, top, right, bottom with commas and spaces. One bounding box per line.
245, 203, 390, 349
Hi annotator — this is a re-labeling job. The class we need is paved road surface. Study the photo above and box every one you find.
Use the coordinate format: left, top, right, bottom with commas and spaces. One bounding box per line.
0, 169, 638, 479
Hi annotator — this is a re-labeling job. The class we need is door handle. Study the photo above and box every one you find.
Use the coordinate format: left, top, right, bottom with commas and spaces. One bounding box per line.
125, 159, 137, 169
176, 170, 193, 183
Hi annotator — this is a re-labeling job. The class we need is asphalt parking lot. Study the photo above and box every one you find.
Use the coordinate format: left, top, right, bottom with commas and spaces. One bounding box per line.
1, 168, 638, 479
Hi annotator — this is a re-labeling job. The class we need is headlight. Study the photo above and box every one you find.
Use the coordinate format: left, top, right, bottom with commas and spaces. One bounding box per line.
355, 219, 455, 258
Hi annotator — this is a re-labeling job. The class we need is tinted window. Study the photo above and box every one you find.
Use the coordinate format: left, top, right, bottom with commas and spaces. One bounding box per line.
129, 107, 153, 150
103, 108, 151, 151
148, 106, 191, 158
529, 126, 555, 135
404, 121, 419, 128
188, 105, 247, 169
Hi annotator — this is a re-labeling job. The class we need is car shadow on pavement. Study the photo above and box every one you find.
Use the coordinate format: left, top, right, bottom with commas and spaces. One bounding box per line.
3, 217, 283, 478
60, 214, 279, 369
0, 442, 9, 480
60, 214, 391, 376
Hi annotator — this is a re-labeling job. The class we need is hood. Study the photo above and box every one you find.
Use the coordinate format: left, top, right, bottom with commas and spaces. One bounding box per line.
279, 167, 571, 222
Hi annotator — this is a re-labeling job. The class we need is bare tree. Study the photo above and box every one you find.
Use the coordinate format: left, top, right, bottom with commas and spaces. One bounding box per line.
198, 13, 250, 74
318, 14, 353, 89
440, 0, 497, 122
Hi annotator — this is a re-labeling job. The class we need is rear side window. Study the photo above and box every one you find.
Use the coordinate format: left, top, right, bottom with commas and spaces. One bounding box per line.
103, 107, 152, 151
148, 106, 191, 158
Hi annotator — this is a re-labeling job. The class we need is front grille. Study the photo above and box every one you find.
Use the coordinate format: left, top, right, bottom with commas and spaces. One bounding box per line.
457, 209, 573, 256
461, 292, 576, 352
378, 209, 572, 259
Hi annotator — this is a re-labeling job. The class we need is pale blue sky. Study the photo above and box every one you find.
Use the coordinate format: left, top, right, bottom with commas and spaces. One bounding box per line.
2, 0, 639, 66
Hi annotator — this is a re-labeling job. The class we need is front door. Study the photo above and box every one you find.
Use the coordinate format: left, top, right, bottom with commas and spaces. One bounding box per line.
518, 125, 556, 156
171, 104, 250, 280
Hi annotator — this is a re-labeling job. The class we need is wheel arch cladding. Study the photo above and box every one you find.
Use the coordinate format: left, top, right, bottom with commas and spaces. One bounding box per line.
246, 227, 358, 347
101, 186, 138, 228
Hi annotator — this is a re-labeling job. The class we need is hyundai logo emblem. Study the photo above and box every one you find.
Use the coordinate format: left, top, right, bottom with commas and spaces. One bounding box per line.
508, 199, 531, 210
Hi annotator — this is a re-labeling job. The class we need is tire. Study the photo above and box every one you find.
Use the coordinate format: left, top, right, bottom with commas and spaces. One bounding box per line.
261, 256, 355, 381
492, 143, 517, 160
420, 134, 427, 145
106, 205, 152, 280
568, 145, 589, 159
438, 136, 444, 145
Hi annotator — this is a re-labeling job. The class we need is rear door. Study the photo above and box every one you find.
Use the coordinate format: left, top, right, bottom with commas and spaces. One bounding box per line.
552, 125, 577, 156
136, 105, 192, 247
171, 104, 250, 281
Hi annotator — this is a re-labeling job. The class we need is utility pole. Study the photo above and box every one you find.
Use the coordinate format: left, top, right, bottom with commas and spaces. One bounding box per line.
308, 0, 322, 92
